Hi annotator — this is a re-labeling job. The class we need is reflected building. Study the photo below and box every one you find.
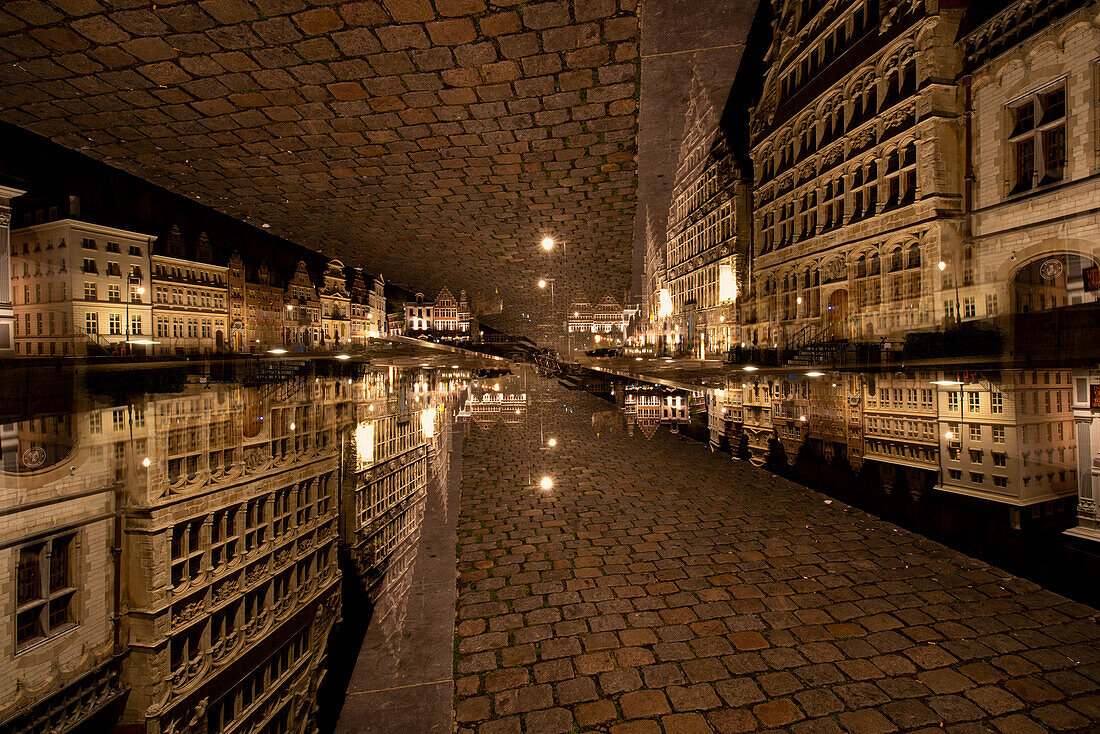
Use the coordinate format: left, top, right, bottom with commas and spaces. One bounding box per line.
665, 68, 751, 357
0, 389, 125, 733
121, 376, 351, 734
619, 386, 693, 440
0, 365, 372, 734
341, 367, 469, 596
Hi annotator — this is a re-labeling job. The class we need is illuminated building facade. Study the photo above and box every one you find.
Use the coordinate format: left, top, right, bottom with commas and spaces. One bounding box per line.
666, 70, 752, 357
150, 231, 229, 355
10, 219, 155, 357
319, 259, 351, 348
120, 377, 350, 734
285, 260, 322, 348
743, 0, 962, 348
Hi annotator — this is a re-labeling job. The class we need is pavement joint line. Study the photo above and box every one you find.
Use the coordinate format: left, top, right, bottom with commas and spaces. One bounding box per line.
345, 678, 452, 697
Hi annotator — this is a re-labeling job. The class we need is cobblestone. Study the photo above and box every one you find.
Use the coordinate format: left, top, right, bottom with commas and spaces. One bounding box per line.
0, 1, 644, 323
455, 377, 1100, 732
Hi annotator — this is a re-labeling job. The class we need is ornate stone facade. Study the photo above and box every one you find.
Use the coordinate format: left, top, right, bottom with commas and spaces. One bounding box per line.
742, 0, 966, 348
120, 377, 351, 734
665, 69, 753, 357
0, 381, 127, 733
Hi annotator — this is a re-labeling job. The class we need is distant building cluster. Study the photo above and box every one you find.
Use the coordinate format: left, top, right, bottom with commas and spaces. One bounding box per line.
0, 214, 405, 357
403, 287, 471, 337
567, 296, 636, 348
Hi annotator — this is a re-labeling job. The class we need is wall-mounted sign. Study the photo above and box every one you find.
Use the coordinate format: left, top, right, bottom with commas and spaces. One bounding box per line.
21, 446, 46, 469
1090, 383, 1100, 410
1040, 258, 1064, 281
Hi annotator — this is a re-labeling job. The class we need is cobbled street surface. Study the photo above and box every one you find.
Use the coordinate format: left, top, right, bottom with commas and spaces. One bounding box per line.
454, 374, 1100, 734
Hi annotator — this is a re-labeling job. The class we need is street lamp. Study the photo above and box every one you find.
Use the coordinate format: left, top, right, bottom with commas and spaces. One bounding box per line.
538, 278, 555, 309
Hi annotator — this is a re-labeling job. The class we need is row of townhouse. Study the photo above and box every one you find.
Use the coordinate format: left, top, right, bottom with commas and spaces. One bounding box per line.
2, 215, 390, 357
402, 287, 471, 336
0, 361, 469, 733
706, 367, 1077, 526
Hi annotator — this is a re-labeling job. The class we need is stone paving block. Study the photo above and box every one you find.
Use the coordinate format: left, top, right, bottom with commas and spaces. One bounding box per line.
454, 380, 1100, 734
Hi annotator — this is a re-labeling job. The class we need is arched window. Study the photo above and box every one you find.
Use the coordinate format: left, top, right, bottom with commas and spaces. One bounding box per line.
906, 244, 921, 268
889, 247, 903, 272
856, 254, 867, 278
869, 252, 881, 275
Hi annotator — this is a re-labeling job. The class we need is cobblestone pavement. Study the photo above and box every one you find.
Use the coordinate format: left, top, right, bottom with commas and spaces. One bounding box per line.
454, 373, 1100, 734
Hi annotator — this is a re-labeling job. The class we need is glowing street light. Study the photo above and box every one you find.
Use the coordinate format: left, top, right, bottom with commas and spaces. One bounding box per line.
805, 371, 825, 377
541, 237, 554, 251
540, 476, 553, 490
743, 365, 758, 372
547, 438, 557, 447
268, 348, 288, 354
938, 261, 947, 271
538, 279, 547, 289
335, 354, 351, 360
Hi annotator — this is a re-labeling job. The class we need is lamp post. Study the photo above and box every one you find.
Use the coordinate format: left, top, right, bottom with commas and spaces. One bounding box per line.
285, 303, 294, 347
541, 236, 571, 358
538, 278, 555, 308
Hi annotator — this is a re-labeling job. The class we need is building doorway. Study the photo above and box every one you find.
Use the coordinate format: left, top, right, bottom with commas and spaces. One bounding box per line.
827, 288, 848, 337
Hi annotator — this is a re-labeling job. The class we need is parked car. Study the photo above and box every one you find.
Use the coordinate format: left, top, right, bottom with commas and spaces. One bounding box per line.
585, 347, 620, 358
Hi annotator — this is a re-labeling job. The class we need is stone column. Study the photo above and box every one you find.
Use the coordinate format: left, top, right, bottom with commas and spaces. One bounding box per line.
0, 185, 26, 357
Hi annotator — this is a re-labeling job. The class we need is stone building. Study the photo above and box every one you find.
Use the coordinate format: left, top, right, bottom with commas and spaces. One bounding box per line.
10, 219, 155, 357
743, 0, 966, 349
151, 230, 229, 355
639, 209, 671, 350
0, 384, 127, 732
862, 371, 940, 495
119, 376, 351, 734
349, 270, 387, 344
935, 369, 1077, 517
961, 0, 1099, 327
665, 70, 752, 357
1069, 368, 1100, 541
285, 261, 321, 348
0, 182, 25, 357
319, 259, 351, 349
341, 369, 453, 591
403, 287, 471, 334
228, 253, 285, 353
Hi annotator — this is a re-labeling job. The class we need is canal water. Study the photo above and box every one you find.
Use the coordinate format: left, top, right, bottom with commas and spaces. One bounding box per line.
3, 352, 1099, 734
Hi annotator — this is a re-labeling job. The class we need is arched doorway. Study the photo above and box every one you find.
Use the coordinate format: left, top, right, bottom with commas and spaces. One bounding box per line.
827, 289, 848, 337
1012, 253, 1100, 313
